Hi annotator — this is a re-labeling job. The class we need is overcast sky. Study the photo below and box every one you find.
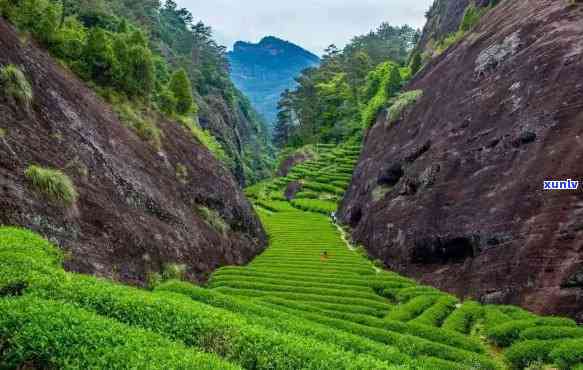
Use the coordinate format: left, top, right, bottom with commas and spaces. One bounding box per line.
175, 0, 433, 56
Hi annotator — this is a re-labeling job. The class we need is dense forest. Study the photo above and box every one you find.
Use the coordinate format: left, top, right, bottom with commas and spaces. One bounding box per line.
272, 23, 420, 148
0, 0, 274, 184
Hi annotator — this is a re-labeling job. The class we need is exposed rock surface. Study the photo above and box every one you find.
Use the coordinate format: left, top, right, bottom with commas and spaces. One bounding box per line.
277, 149, 316, 177
340, 0, 583, 320
0, 19, 266, 285
416, 0, 492, 54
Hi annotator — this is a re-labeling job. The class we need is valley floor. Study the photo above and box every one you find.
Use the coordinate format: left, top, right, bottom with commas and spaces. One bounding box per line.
1, 142, 582, 369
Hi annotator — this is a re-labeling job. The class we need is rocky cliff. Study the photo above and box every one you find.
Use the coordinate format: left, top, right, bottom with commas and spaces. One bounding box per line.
416, 0, 492, 54
0, 19, 266, 285
340, 0, 583, 320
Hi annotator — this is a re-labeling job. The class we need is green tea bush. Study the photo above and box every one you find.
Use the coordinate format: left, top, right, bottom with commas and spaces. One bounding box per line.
259, 301, 496, 369
25, 273, 395, 369
550, 339, 583, 369
520, 326, 583, 341
483, 305, 513, 329
0, 296, 238, 370
291, 198, 338, 214
504, 340, 556, 370
25, 165, 78, 206
410, 295, 458, 327
264, 297, 485, 354
0, 64, 33, 107
394, 286, 443, 302
487, 318, 577, 347
156, 280, 412, 366
442, 300, 484, 334
385, 295, 439, 321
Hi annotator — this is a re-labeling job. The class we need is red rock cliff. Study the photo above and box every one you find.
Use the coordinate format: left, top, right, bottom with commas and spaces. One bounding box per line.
340, 0, 583, 320
0, 19, 266, 285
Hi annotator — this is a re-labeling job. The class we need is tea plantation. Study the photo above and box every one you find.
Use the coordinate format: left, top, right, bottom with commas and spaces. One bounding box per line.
1, 144, 582, 369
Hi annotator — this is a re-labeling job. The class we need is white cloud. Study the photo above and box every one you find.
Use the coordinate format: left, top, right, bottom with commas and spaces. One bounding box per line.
175, 0, 433, 55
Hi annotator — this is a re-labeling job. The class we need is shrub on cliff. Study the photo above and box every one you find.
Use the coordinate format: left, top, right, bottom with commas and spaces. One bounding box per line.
386, 90, 423, 127
0, 64, 33, 107
169, 69, 196, 115
25, 165, 78, 206
361, 62, 402, 128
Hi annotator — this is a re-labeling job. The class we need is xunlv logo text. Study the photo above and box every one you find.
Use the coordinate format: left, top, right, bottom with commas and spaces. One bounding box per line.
543, 179, 579, 190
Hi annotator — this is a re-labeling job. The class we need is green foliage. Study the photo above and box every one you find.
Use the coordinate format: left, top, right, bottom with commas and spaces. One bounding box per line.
0, 64, 33, 107
442, 300, 484, 334
504, 340, 556, 370
276, 23, 418, 148
460, 3, 483, 32
386, 90, 423, 127
25, 165, 78, 206
112, 98, 162, 150
84, 27, 116, 84
177, 116, 228, 164
0, 296, 236, 369
487, 317, 577, 347
550, 339, 583, 369
158, 88, 177, 115
162, 263, 187, 281
409, 52, 422, 75
1, 0, 273, 182
197, 206, 229, 235
175, 163, 189, 184
169, 68, 196, 115
361, 62, 402, 128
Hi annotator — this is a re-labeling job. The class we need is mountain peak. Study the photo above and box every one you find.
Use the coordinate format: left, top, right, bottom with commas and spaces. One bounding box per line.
228, 37, 320, 126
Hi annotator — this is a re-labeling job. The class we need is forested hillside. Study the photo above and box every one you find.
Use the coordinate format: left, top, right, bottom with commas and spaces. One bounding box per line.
0, 0, 274, 184
228, 36, 320, 127
273, 23, 419, 148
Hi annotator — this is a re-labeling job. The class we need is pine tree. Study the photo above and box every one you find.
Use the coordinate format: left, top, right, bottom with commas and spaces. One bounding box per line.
409, 52, 422, 76
169, 69, 195, 115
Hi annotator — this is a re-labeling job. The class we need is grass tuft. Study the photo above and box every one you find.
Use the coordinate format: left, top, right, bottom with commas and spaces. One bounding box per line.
25, 165, 78, 206
0, 64, 33, 107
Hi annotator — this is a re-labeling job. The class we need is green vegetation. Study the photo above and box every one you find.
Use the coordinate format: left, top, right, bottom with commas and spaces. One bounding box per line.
409, 52, 422, 76
24, 165, 78, 206
0, 64, 33, 107
386, 90, 423, 127
246, 143, 360, 215
1, 195, 581, 370
274, 24, 419, 148
0, 296, 237, 369
0, 0, 273, 182
361, 62, 402, 127
197, 206, 229, 235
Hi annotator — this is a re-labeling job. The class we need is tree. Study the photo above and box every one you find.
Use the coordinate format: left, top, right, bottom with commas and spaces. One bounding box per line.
125, 45, 155, 98
84, 27, 116, 84
169, 68, 195, 115
409, 52, 422, 76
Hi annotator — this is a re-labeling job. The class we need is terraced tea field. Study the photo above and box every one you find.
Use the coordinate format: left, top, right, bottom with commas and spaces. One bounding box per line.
1, 143, 582, 369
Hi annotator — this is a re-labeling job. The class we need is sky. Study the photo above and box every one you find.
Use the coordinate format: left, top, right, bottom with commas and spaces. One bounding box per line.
175, 0, 434, 56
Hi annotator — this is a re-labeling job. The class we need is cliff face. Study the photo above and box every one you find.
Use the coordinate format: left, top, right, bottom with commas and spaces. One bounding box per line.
0, 19, 266, 285
416, 0, 492, 53
340, 0, 583, 320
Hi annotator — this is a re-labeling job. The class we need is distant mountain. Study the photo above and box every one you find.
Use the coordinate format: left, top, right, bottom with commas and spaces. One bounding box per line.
228, 36, 320, 127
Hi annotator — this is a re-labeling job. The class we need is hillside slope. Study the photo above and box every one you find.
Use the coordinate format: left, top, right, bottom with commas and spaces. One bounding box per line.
228, 36, 320, 126
340, 0, 583, 320
0, 18, 266, 284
